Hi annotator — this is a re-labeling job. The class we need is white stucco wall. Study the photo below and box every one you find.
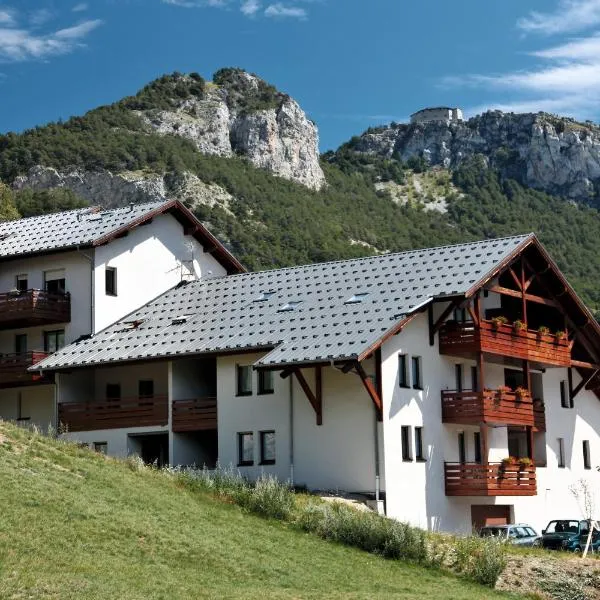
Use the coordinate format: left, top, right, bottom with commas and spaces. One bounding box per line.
93, 213, 227, 333
0, 384, 55, 431
381, 306, 600, 534
216, 353, 380, 492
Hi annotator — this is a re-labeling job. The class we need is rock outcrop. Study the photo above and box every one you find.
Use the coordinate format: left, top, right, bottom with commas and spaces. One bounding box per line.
347, 111, 600, 201
139, 73, 325, 190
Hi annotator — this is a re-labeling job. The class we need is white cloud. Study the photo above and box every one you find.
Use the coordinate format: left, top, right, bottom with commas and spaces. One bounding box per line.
518, 0, 600, 35
29, 8, 54, 27
264, 3, 306, 18
241, 0, 260, 16
0, 9, 15, 25
162, 0, 230, 6
72, 3, 89, 12
0, 18, 103, 63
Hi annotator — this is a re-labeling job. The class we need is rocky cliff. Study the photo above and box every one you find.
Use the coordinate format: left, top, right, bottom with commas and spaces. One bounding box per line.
347, 111, 600, 201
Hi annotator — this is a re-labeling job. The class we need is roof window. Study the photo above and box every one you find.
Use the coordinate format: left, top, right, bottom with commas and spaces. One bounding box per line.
171, 315, 191, 325
278, 301, 302, 313
344, 292, 370, 305
0, 232, 13, 242
122, 319, 144, 330
254, 291, 276, 302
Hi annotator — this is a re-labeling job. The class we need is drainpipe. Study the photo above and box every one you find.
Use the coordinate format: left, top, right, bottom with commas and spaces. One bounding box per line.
289, 375, 294, 486
77, 247, 95, 334
374, 410, 381, 508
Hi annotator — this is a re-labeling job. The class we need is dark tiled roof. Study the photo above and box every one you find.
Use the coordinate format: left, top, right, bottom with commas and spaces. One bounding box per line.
33, 234, 533, 371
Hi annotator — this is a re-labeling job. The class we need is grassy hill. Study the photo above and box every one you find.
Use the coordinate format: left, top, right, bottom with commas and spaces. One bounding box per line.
0, 422, 515, 600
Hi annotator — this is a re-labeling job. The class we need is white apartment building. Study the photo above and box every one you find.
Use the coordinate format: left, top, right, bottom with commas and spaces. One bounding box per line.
0, 200, 242, 432
32, 232, 600, 534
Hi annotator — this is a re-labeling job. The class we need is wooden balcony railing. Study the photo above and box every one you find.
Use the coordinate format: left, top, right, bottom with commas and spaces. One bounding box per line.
58, 396, 168, 432
172, 398, 217, 432
439, 321, 571, 367
441, 389, 534, 426
534, 402, 546, 432
0, 289, 70, 330
444, 462, 537, 496
0, 351, 49, 385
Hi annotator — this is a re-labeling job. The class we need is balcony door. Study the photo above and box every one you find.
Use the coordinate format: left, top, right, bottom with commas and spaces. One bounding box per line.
15, 334, 27, 356
507, 427, 528, 459
44, 269, 66, 295
504, 368, 524, 390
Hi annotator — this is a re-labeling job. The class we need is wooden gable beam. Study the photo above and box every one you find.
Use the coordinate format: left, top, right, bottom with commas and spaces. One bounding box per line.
428, 298, 463, 346
293, 368, 322, 426
355, 361, 383, 421
485, 285, 559, 308
573, 369, 599, 398
508, 267, 522, 290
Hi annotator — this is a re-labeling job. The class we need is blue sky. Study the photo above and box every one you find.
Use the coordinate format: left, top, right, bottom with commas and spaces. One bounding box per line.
0, 0, 599, 150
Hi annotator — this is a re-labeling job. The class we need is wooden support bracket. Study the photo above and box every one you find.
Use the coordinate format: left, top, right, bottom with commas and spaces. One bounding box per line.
355, 361, 383, 421
293, 368, 322, 425
573, 369, 599, 398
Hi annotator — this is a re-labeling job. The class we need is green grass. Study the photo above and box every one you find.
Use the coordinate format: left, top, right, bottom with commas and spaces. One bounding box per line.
0, 423, 519, 599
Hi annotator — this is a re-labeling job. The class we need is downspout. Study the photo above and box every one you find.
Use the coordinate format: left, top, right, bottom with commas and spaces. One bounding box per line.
289, 375, 294, 487
77, 247, 95, 334
374, 411, 380, 506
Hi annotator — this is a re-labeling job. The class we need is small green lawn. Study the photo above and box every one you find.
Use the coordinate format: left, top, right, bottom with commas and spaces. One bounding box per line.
0, 424, 517, 599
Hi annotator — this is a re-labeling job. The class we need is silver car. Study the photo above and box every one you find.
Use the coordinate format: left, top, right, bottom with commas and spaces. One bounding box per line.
479, 523, 541, 546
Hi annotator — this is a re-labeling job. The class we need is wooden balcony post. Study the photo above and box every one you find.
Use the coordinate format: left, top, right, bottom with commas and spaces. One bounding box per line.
523, 359, 531, 391
480, 423, 489, 466
520, 259, 527, 324
477, 352, 485, 392
527, 426, 534, 460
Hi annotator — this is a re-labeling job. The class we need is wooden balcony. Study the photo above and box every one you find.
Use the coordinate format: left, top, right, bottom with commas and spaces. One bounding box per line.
534, 402, 546, 432
0, 351, 50, 386
58, 396, 168, 432
0, 290, 70, 330
439, 321, 571, 367
444, 462, 537, 496
172, 398, 217, 432
441, 389, 534, 426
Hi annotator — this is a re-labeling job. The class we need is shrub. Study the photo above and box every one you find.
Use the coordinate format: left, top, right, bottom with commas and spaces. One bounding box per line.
451, 536, 506, 587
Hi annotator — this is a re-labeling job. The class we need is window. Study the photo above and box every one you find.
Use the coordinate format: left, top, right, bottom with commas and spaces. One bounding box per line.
344, 292, 369, 305
401, 426, 412, 461
15, 334, 27, 356
455, 364, 463, 392
453, 307, 467, 322
44, 269, 66, 295
398, 354, 409, 388
106, 383, 121, 402
44, 330, 65, 353
277, 301, 302, 312
411, 356, 423, 389
258, 370, 274, 395
260, 430, 276, 465
471, 366, 478, 392
238, 432, 254, 466
138, 380, 154, 399
15, 274, 27, 292
94, 442, 108, 454
415, 427, 425, 461
583, 440, 591, 470
560, 380, 571, 408
558, 438, 566, 468
237, 365, 252, 396
474, 431, 482, 464
458, 432, 466, 464
105, 267, 117, 296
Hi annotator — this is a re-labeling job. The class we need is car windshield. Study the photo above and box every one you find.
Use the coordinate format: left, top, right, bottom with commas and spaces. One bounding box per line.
545, 520, 580, 534
524, 527, 538, 537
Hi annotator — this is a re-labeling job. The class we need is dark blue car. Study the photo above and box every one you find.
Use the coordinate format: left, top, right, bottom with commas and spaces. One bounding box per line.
541, 519, 600, 552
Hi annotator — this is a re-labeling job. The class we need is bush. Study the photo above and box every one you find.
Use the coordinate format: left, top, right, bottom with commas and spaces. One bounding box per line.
451, 536, 506, 587
297, 501, 427, 563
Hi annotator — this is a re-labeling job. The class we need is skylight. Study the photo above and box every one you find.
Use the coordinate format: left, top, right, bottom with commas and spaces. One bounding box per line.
254, 291, 276, 302
344, 292, 370, 305
277, 301, 302, 313
171, 315, 191, 325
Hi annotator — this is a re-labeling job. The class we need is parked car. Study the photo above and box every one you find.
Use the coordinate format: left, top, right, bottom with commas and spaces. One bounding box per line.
541, 519, 600, 552
479, 523, 540, 546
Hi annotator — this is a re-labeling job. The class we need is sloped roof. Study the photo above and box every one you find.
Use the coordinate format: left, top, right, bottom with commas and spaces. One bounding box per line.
33, 234, 533, 372
0, 199, 243, 273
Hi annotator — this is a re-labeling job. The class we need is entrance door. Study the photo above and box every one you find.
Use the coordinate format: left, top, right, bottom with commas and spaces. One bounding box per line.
137, 434, 169, 467
471, 505, 512, 531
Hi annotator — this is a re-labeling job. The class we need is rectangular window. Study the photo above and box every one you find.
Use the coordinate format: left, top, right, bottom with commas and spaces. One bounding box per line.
106, 383, 121, 402
414, 427, 425, 461
105, 267, 117, 296
258, 370, 274, 395
401, 425, 412, 461
44, 269, 66, 295
236, 365, 252, 396
44, 329, 65, 353
15, 274, 28, 292
15, 334, 27, 356
260, 430, 276, 465
453, 307, 467, 322
458, 432, 466, 464
238, 432, 254, 466
583, 440, 591, 470
474, 432, 482, 464
558, 438, 565, 468
560, 380, 570, 408
138, 380, 154, 399
398, 354, 409, 388
471, 366, 478, 392
455, 364, 463, 392
411, 356, 423, 390
94, 442, 107, 454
